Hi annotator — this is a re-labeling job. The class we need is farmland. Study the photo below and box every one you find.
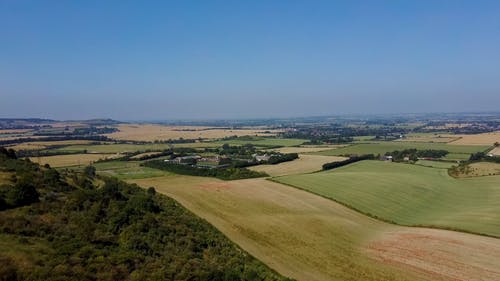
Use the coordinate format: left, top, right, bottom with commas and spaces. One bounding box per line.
29, 153, 122, 167
93, 161, 173, 180
130, 176, 500, 281
312, 141, 489, 159
211, 137, 307, 148
105, 124, 282, 141
275, 160, 500, 237
52, 142, 217, 154
248, 154, 347, 176
449, 131, 500, 145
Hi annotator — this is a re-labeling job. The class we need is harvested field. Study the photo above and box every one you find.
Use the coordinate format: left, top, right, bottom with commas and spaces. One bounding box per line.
452, 162, 500, 178
275, 160, 500, 237
248, 154, 347, 176
271, 145, 345, 154
366, 228, 500, 281
53, 142, 217, 154
29, 153, 122, 167
7, 140, 98, 151
212, 137, 307, 147
129, 176, 500, 281
449, 131, 500, 145
105, 124, 281, 141
489, 146, 500, 156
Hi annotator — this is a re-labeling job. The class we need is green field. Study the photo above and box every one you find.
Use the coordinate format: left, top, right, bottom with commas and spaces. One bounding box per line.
414, 160, 457, 169
275, 160, 500, 237
312, 141, 488, 158
93, 161, 174, 180
212, 138, 307, 147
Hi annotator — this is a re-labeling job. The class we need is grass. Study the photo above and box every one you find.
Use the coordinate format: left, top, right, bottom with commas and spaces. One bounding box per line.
92, 161, 173, 180
415, 160, 457, 169
274, 160, 500, 237
312, 141, 489, 157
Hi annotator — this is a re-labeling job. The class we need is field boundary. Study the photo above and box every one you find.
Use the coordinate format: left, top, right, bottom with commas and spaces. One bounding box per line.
268, 177, 500, 240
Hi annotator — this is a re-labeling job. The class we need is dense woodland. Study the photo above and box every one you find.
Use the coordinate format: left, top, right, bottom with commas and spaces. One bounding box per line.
143, 161, 268, 180
0, 148, 290, 281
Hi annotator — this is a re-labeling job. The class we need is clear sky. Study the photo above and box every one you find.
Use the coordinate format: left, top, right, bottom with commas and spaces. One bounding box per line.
1, 1, 499, 120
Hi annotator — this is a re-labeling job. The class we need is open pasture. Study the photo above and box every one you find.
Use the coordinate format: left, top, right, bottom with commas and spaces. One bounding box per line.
270, 145, 346, 154
312, 141, 488, 158
275, 160, 500, 237
93, 161, 173, 180
248, 154, 347, 176
105, 124, 282, 141
396, 133, 460, 143
29, 153, 122, 167
414, 160, 456, 169
129, 176, 500, 281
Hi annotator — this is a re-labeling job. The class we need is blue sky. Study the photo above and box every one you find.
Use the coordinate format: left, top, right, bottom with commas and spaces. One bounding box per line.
1, 0, 499, 120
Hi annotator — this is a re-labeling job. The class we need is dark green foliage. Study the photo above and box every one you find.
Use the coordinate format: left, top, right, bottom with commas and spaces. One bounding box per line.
385, 149, 448, 161
0, 156, 289, 281
267, 153, 298, 164
322, 155, 375, 170
143, 161, 269, 180
83, 165, 96, 178
5, 180, 39, 207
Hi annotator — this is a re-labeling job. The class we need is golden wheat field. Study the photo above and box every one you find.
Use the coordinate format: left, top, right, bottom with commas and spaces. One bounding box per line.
104, 124, 282, 141
248, 154, 347, 176
449, 131, 500, 145
7, 140, 98, 151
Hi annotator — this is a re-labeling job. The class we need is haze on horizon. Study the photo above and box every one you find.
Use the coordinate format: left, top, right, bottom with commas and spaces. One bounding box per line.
1, 1, 499, 120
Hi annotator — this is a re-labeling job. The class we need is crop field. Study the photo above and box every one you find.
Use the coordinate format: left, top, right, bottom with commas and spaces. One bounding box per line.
212, 137, 307, 147
312, 141, 488, 158
414, 160, 457, 169
270, 145, 346, 154
129, 176, 500, 281
7, 140, 98, 151
395, 133, 460, 143
449, 131, 500, 145
105, 124, 282, 141
52, 142, 217, 154
93, 161, 173, 180
29, 153, 122, 167
275, 160, 500, 237
452, 162, 500, 178
490, 146, 500, 156
248, 154, 347, 176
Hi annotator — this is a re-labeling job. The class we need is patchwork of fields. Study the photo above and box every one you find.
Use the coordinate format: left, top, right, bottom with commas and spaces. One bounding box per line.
275, 160, 500, 237
312, 141, 489, 160
130, 176, 500, 281
105, 124, 282, 141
